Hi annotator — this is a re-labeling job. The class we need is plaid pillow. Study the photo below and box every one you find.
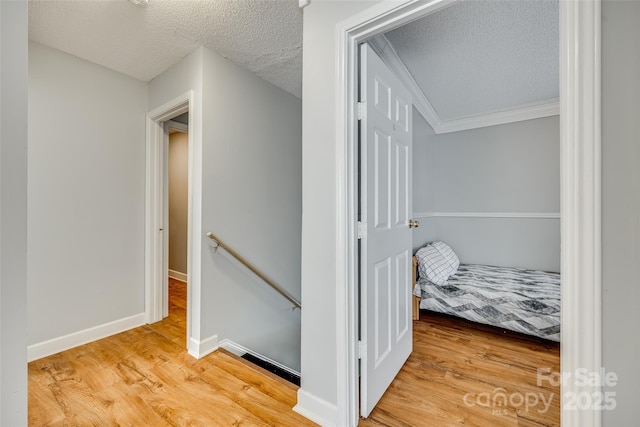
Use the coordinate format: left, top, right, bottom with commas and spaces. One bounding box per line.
432, 241, 460, 273
415, 241, 460, 285
416, 244, 452, 285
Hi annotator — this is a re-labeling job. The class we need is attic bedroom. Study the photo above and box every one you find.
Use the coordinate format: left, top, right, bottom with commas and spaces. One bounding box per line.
365, 0, 560, 330
357, 1, 561, 424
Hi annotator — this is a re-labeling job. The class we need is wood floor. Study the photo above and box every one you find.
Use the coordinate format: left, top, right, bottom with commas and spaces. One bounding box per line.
29, 280, 559, 427
361, 311, 560, 427
28, 279, 315, 427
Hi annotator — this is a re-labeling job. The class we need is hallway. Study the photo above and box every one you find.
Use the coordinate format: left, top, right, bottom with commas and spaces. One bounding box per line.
28, 279, 314, 426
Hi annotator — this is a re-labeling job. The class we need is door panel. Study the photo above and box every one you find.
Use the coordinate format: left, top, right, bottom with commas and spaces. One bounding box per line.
374, 258, 391, 365
374, 130, 391, 230
360, 42, 413, 418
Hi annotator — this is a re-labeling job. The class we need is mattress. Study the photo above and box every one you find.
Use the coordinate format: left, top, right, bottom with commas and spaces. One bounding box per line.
414, 264, 560, 341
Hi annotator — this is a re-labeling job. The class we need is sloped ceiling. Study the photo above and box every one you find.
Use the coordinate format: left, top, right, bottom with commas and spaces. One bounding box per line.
383, 0, 559, 124
28, 0, 303, 98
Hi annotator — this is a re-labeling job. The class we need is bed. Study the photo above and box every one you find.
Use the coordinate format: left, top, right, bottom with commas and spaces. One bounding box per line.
411, 246, 561, 342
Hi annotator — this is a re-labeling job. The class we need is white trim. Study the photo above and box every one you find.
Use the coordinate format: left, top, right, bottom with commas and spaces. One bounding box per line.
333, 0, 601, 425
218, 339, 300, 377
436, 100, 559, 134
414, 212, 561, 219
335, 2, 461, 425
298, 0, 310, 9
162, 122, 170, 318
369, 34, 559, 134
146, 93, 191, 324
27, 313, 145, 362
145, 111, 162, 325
293, 389, 338, 427
168, 269, 187, 282
560, 1, 601, 426
187, 334, 218, 359
166, 120, 189, 133
146, 91, 202, 357
368, 34, 441, 131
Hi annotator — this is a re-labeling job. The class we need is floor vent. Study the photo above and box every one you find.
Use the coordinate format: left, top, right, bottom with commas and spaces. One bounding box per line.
240, 353, 301, 386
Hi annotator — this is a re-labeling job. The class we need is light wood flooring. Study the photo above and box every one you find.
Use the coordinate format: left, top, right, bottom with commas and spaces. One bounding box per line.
28, 279, 315, 426
361, 311, 560, 427
29, 280, 559, 427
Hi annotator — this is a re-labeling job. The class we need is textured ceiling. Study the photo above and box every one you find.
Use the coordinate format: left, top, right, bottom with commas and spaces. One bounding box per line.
384, 0, 559, 121
29, 1, 558, 118
28, 0, 303, 98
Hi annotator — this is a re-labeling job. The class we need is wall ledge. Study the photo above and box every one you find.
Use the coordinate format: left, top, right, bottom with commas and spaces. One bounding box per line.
414, 212, 561, 219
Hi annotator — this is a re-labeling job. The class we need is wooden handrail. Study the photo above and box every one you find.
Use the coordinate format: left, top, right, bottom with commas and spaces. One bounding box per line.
206, 232, 301, 310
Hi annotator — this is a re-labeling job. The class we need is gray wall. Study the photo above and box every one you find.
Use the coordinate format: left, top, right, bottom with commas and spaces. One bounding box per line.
150, 46, 302, 371
200, 47, 302, 370
433, 117, 559, 213
412, 107, 437, 251
169, 131, 189, 275
27, 43, 148, 345
429, 217, 559, 271
148, 48, 203, 113
602, 1, 640, 424
299, 1, 381, 419
0, 2, 28, 424
148, 47, 206, 346
413, 116, 561, 272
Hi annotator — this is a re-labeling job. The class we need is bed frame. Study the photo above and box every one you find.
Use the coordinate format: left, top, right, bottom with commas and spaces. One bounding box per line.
412, 256, 421, 321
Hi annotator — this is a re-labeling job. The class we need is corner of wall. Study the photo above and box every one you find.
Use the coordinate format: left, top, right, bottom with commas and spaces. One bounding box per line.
293, 388, 338, 427
187, 334, 218, 359
1, 1, 29, 424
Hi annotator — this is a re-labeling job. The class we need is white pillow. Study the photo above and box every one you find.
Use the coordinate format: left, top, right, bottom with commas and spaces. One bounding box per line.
415, 241, 460, 285
415, 244, 451, 286
432, 241, 460, 273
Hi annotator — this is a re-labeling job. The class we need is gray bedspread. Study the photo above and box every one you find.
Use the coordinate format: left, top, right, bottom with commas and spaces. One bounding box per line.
414, 264, 560, 341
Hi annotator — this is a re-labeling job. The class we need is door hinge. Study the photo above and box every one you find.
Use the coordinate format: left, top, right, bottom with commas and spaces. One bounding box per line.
358, 340, 366, 359
357, 102, 366, 120
357, 221, 367, 239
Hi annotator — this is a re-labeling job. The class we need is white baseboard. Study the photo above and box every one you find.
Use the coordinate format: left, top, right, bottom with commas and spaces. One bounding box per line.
27, 313, 145, 362
168, 269, 187, 282
187, 334, 218, 359
218, 338, 300, 377
294, 389, 338, 427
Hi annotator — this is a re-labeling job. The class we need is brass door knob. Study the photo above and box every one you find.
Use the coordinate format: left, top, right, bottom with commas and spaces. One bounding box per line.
409, 219, 420, 229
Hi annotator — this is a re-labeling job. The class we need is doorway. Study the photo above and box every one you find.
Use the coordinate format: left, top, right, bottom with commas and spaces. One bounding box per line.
336, 1, 601, 425
167, 120, 189, 323
145, 91, 196, 351
167, 122, 189, 278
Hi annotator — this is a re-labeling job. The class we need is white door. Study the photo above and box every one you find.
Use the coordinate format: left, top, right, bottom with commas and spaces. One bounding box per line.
359, 42, 413, 417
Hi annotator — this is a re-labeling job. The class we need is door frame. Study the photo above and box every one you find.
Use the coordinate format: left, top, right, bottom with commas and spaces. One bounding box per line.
145, 91, 199, 351
335, 1, 601, 426
164, 120, 189, 316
